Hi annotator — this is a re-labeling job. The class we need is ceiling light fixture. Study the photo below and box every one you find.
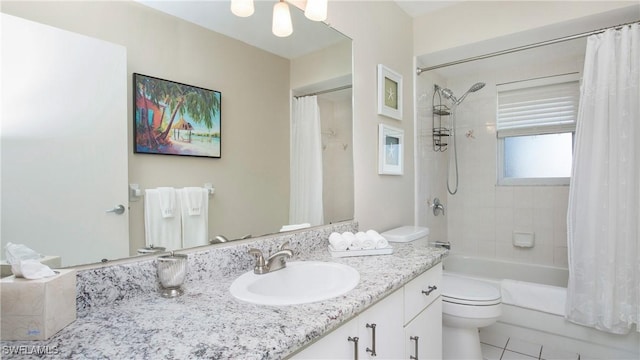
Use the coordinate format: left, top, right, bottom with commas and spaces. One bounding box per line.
304, 0, 328, 22
230, 0, 328, 37
230, 0, 255, 17
272, 0, 293, 37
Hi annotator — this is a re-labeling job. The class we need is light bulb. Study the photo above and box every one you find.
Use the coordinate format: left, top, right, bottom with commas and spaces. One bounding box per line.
272, 1, 293, 37
304, 0, 327, 22
231, 0, 254, 17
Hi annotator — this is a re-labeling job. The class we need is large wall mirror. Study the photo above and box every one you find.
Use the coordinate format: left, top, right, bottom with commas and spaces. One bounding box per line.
0, 0, 353, 268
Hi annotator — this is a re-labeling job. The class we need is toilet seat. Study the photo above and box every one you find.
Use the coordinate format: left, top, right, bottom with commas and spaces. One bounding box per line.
442, 274, 501, 306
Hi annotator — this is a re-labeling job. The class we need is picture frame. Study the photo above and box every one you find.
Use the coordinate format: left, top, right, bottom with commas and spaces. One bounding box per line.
377, 64, 403, 120
378, 124, 404, 175
134, 73, 221, 158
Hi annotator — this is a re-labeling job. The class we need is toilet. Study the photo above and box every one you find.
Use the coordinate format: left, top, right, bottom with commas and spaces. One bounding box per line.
381, 226, 502, 359
442, 274, 502, 360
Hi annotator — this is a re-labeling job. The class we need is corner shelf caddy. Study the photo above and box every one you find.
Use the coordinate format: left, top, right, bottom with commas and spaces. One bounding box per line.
432, 86, 450, 152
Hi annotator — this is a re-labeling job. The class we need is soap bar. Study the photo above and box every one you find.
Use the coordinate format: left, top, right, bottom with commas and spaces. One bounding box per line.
1, 269, 76, 340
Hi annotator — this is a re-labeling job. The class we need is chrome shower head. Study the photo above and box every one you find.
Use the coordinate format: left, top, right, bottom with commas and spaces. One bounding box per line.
454, 82, 485, 105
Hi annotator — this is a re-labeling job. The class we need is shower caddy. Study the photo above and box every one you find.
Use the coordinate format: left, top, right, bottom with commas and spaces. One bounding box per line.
432, 85, 450, 152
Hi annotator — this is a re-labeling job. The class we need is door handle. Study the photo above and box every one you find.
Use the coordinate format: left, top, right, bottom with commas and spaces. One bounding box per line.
410, 336, 419, 360
105, 204, 125, 215
366, 323, 377, 356
347, 336, 359, 360
421, 285, 437, 296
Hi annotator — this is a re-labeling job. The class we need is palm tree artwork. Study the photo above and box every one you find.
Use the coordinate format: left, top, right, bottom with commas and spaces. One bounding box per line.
134, 73, 221, 158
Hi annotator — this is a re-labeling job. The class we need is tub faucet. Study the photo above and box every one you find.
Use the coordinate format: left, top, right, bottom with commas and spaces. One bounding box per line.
247, 241, 294, 275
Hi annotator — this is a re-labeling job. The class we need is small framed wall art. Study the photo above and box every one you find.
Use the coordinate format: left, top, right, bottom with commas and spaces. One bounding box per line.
378, 124, 404, 175
134, 73, 221, 158
377, 64, 403, 120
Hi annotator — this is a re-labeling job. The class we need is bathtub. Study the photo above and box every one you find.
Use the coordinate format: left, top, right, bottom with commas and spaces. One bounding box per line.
443, 255, 639, 359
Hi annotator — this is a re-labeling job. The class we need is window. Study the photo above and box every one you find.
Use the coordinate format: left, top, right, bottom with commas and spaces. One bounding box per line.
497, 74, 580, 185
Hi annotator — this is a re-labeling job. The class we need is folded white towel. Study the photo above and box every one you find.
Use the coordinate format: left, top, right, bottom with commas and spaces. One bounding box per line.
341, 232, 357, 249
329, 232, 348, 251
366, 229, 389, 249
356, 232, 376, 250
182, 187, 204, 216
158, 187, 176, 218
280, 223, 311, 232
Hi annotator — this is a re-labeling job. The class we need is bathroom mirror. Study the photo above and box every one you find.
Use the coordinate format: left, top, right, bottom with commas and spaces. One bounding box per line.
0, 0, 353, 268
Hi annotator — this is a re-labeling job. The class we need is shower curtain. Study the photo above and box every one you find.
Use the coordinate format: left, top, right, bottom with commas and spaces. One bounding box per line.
566, 23, 639, 334
289, 96, 324, 226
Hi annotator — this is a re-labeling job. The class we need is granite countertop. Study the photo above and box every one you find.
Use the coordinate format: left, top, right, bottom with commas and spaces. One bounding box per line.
2, 242, 446, 359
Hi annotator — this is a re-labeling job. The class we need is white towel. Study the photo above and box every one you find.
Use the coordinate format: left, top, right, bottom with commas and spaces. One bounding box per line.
144, 188, 182, 250
341, 232, 357, 249
366, 229, 389, 249
280, 223, 311, 232
356, 232, 376, 250
329, 232, 348, 251
182, 187, 203, 216
157, 187, 176, 218
178, 188, 209, 248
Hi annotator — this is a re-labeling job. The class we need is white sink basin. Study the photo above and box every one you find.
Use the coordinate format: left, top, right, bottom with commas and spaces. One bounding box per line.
230, 261, 359, 305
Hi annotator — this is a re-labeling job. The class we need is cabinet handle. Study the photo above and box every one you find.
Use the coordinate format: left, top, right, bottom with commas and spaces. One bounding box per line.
366, 323, 377, 356
421, 285, 437, 296
410, 336, 419, 360
347, 336, 359, 360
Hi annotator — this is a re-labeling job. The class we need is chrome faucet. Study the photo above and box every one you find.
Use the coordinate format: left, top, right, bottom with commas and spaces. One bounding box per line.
248, 241, 294, 274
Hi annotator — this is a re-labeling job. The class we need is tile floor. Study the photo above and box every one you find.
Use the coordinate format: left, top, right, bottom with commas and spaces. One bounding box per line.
480, 331, 585, 360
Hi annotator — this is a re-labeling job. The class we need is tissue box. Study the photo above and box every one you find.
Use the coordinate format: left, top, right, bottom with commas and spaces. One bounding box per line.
1, 269, 76, 340
1, 256, 62, 278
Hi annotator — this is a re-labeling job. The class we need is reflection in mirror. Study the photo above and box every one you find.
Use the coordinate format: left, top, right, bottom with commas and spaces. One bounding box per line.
0, 0, 353, 269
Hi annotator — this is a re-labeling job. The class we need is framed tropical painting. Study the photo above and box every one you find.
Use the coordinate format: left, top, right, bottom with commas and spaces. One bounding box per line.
134, 73, 221, 158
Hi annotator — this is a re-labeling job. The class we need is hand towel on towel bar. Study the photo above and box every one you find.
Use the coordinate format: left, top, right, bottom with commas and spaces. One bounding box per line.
178, 187, 209, 248
144, 188, 182, 250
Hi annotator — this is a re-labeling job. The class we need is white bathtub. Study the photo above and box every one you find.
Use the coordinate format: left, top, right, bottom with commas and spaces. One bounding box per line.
443, 255, 639, 359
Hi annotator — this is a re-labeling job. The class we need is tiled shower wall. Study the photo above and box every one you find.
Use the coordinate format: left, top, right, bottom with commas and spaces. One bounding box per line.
417, 48, 585, 268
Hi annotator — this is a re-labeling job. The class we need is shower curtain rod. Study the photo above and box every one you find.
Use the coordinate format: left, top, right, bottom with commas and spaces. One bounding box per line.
293, 84, 352, 98
416, 20, 640, 74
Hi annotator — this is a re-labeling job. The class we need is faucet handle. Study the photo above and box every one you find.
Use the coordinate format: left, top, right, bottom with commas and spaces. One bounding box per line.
277, 240, 291, 251
248, 248, 269, 274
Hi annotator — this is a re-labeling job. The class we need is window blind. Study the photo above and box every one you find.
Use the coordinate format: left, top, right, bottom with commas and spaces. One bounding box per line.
497, 75, 580, 137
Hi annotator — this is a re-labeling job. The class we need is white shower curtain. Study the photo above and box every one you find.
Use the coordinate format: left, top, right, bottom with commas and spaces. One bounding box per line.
290, 96, 324, 226
566, 23, 639, 334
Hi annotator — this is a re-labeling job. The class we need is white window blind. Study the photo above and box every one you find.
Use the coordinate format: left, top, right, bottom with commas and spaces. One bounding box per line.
497, 74, 580, 137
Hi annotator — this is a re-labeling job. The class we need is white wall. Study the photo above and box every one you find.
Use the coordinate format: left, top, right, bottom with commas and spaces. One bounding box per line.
319, 95, 354, 224
414, 1, 638, 57
327, 1, 415, 232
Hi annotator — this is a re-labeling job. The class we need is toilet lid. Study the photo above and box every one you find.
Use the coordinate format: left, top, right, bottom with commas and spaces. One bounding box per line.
442, 274, 501, 305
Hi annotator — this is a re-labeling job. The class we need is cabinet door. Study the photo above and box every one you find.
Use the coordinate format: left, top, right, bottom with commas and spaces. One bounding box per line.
290, 317, 359, 359
404, 298, 442, 360
358, 290, 404, 359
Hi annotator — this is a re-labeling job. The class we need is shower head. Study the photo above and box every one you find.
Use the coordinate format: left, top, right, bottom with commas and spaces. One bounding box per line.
440, 82, 485, 105
455, 82, 485, 104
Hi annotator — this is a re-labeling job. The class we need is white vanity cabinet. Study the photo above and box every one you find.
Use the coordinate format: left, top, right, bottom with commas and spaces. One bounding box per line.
404, 296, 442, 360
290, 263, 442, 360
403, 262, 443, 360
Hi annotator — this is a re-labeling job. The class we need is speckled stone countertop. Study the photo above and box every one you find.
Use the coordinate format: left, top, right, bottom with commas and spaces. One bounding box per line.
1, 225, 446, 359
